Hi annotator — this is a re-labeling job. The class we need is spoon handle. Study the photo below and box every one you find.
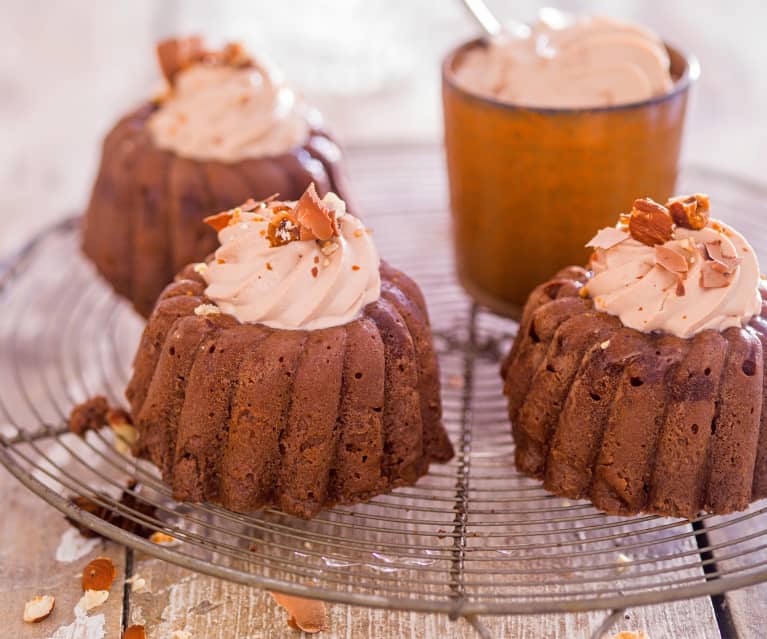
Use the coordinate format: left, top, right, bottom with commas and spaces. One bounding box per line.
461, 0, 502, 37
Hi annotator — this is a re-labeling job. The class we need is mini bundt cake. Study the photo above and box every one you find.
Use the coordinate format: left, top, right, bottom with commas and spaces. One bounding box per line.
502, 194, 767, 518
125, 186, 454, 518
83, 36, 346, 317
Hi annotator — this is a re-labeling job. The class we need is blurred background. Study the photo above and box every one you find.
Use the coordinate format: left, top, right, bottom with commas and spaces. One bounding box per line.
1, 0, 765, 255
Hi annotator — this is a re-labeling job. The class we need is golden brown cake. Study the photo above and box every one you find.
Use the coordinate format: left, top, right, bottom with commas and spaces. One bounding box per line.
125, 187, 454, 518
502, 194, 767, 518
82, 37, 346, 316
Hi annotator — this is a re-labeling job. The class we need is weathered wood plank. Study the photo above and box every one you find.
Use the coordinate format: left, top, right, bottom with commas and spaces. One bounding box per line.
0, 466, 126, 639
127, 552, 721, 638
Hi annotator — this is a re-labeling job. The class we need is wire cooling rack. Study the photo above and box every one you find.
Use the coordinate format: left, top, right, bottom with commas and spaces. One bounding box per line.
2, 146, 767, 635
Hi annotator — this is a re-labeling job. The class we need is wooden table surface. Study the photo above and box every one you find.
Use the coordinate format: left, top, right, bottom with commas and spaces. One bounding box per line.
1, 2, 767, 638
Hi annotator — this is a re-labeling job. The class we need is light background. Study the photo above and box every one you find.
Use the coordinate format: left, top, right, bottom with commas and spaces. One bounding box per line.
1, 0, 765, 255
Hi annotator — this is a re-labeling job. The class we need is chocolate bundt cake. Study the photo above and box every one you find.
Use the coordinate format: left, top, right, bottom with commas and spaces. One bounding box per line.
125, 187, 454, 518
83, 37, 346, 317
502, 194, 767, 518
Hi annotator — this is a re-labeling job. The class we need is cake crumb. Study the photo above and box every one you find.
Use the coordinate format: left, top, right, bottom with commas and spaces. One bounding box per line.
69, 396, 109, 436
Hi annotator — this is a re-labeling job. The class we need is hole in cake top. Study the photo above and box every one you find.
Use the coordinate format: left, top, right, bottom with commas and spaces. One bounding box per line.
743, 360, 757, 376
704, 367, 712, 376
354, 372, 363, 379
589, 392, 602, 402
630, 376, 644, 387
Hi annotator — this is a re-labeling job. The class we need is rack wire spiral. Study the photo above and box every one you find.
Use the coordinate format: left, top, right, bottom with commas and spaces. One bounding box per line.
2, 146, 767, 633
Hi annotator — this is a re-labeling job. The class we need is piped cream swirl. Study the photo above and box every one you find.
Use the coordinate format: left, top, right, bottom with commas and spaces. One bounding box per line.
454, 14, 673, 108
586, 219, 762, 338
201, 194, 381, 330
148, 61, 309, 162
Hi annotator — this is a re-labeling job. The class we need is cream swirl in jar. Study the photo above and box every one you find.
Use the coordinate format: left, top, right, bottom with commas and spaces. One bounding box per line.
585, 197, 762, 338
200, 190, 380, 330
454, 13, 673, 108
148, 58, 309, 162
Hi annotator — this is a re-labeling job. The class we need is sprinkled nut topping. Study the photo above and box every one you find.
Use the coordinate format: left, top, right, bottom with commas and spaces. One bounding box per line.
628, 198, 674, 246
267, 212, 300, 247
667, 193, 710, 230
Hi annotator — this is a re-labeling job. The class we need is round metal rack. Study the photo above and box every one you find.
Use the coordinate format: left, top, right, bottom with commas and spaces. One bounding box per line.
2, 148, 767, 636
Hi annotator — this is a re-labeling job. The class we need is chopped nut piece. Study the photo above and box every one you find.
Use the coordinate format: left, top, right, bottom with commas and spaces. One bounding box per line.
351, 264, 361, 271
220, 41, 253, 68
616, 552, 632, 574
23, 595, 55, 623
69, 395, 109, 436
294, 183, 339, 241
157, 36, 205, 83
628, 198, 673, 246
83, 557, 116, 591
600, 340, 611, 350
193, 262, 208, 275
611, 633, 648, 639
150, 531, 178, 545
77, 589, 109, 612
311, 266, 319, 278
667, 193, 710, 230
203, 210, 234, 232
267, 212, 301, 247
107, 409, 139, 456
124, 625, 148, 639
126, 574, 149, 594
194, 303, 221, 317
270, 592, 328, 634
320, 241, 339, 256
579, 286, 590, 299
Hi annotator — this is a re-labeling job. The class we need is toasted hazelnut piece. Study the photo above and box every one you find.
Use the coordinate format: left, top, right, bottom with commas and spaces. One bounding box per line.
149, 531, 178, 545
220, 42, 253, 67
267, 212, 301, 247
107, 409, 138, 456
667, 193, 711, 230
203, 210, 234, 232
77, 589, 109, 612
294, 183, 339, 242
124, 625, 148, 639
157, 36, 205, 83
83, 557, 117, 591
628, 198, 674, 246
270, 592, 328, 634
23, 595, 55, 623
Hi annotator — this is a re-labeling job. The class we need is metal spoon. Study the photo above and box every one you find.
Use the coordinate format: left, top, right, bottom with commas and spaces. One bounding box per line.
460, 0, 531, 39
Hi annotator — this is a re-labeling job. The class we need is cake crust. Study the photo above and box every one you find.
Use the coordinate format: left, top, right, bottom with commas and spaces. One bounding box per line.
502, 266, 767, 519
126, 262, 453, 519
